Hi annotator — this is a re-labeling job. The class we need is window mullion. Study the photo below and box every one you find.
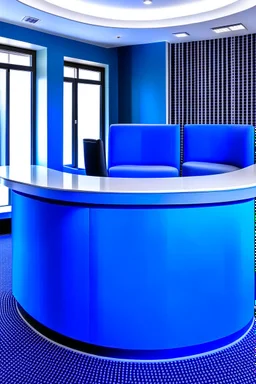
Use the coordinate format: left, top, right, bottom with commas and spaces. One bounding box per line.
0, 63, 33, 71
101, 69, 105, 141
31, 69, 36, 164
6, 69, 10, 166
64, 63, 105, 169
73, 81, 78, 168
6, 69, 10, 206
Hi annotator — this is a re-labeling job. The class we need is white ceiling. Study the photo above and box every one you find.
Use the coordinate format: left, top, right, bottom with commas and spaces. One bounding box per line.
0, 0, 256, 48
18, 0, 245, 28
74, 0, 197, 9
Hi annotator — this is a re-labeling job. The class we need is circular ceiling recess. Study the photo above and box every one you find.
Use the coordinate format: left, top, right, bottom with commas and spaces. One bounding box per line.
18, 0, 256, 28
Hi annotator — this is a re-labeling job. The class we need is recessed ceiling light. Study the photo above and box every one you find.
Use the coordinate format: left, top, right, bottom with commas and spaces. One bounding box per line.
143, 0, 152, 5
212, 27, 230, 33
173, 32, 190, 38
229, 23, 246, 31
212, 23, 246, 33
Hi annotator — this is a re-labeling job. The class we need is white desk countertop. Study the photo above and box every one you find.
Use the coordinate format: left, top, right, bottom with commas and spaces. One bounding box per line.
1, 165, 256, 205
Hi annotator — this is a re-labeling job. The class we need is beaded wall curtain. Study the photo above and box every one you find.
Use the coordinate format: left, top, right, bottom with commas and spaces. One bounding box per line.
168, 35, 256, 301
168, 34, 256, 164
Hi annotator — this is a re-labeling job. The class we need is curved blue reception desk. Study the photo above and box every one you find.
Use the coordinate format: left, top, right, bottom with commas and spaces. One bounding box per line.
0, 165, 255, 360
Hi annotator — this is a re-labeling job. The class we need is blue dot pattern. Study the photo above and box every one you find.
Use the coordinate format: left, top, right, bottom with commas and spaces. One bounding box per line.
0, 235, 255, 383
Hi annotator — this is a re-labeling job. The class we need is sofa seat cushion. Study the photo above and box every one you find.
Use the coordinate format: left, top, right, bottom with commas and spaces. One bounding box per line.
182, 161, 240, 176
109, 165, 179, 178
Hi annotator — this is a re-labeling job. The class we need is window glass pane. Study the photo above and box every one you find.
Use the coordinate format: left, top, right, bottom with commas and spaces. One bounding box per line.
63, 82, 73, 165
9, 70, 31, 168
77, 83, 101, 169
0, 68, 8, 206
64, 66, 76, 78
9, 53, 31, 66
0, 51, 8, 64
63, 172, 73, 188
0, 185, 9, 206
79, 69, 101, 81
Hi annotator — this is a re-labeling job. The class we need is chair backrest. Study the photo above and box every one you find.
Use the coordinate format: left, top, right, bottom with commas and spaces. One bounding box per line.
108, 124, 180, 170
183, 124, 254, 168
83, 139, 108, 177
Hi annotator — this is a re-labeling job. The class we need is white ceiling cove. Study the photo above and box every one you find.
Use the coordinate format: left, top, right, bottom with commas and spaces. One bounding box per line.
0, 0, 256, 47
16, 0, 249, 28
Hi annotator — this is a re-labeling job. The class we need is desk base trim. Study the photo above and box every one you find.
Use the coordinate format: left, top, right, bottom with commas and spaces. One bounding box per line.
17, 303, 254, 361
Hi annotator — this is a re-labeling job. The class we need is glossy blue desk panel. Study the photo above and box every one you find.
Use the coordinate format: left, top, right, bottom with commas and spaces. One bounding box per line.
12, 191, 254, 354
0, 165, 255, 359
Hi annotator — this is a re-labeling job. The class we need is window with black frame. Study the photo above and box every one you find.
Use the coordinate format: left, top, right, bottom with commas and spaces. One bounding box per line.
63, 62, 105, 169
0, 45, 36, 208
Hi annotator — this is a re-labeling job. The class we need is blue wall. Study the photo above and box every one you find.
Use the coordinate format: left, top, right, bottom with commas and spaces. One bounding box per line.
0, 21, 119, 171
118, 42, 167, 124
0, 22, 168, 171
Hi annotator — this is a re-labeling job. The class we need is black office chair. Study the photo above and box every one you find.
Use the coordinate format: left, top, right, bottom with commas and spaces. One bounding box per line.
83, 139, 108, 177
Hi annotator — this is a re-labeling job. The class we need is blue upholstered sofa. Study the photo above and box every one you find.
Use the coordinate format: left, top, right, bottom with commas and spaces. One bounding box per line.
182, 124, 254, 176
108, 124, 180, 178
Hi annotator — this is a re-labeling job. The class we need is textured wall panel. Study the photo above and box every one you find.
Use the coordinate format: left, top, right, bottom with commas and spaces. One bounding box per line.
169, 35, 256, 300
169, 35, 256, 164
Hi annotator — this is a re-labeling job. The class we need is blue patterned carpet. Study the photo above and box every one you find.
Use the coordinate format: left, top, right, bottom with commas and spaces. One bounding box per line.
0, 235, 255, 383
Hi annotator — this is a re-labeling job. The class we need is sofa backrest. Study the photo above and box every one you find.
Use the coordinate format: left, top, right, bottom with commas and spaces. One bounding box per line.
108, 124, 180, 169
183, 124, 254, 168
